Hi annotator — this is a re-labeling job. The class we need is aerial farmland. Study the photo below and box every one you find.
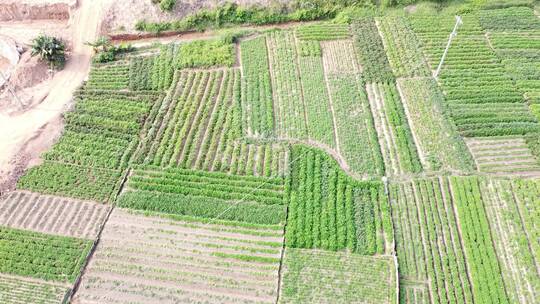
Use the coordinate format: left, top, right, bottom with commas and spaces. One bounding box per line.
0, 0, 539, 303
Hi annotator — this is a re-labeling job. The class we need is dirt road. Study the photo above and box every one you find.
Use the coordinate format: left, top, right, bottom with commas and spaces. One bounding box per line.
0, 0, 111, 189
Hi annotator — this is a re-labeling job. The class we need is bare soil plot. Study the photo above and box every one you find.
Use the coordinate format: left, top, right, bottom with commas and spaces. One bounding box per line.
465, 136, 540, 177
0, 190, 109, 239
0, 273, 68, 304
73, 208, 284, 304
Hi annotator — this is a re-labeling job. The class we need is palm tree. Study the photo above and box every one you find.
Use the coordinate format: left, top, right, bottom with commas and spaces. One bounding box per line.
31, 35, 66, 69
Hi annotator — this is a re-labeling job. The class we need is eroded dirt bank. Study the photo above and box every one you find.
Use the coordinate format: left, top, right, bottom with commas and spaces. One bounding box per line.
0, 0, 75, 22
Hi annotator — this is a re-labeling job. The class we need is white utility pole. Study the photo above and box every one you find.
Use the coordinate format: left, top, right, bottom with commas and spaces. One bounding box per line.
434, 15, 463, 79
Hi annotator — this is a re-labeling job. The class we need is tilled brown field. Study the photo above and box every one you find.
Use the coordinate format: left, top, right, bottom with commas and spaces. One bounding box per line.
73, 208, 284, 304
0, 190, 109, 239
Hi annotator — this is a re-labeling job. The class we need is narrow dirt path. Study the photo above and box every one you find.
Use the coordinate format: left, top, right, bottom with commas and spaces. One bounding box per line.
0, 0, 112, 190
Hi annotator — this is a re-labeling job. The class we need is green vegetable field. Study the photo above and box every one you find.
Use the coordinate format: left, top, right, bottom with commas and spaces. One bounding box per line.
1, 1, 540, 303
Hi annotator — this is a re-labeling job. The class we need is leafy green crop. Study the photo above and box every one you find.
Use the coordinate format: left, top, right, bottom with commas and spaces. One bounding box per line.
0, 227, 92, 283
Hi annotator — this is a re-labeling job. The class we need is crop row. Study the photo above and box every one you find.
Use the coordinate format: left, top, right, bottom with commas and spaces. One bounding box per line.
408, 14, 484, 67
479, 7, 540, 31
117, 190, 286, 225
377, 16, 430, 78
149, 69, 225, 167
17, 162, 123, 202
439, 35, 538, 136
147, 39, 235, 91
450, 177, 509, 304
0, 274, 67, 304
327, 73, 384, 176
391, 177, 474, 304
74, 209, 283, 304
285, 145, 391, 254
512, 179, 540, 267
240, 36, 275, 137
297, 40, 321, 57
129, 56, 155, 91
38, 86, 156, 173
366, 81, 422, 175
410, 14, 539, 137
295, 23, 350, 41
297, 45, 337, 148
0, 226, 92, 283
480, 178, 540, 303
174, 38, 235, 69
135, 68, 288, 177
351, 18, 395, 82
280, 249, 396, 303
86, 63, 129, 90
397, 78, 474, 172
464, 136, 540, 175
0, 191, 110, 239
321, 39, 359, 75
127, 166, 285, 206
266, 31, 308, 140
148, 39, 235, 92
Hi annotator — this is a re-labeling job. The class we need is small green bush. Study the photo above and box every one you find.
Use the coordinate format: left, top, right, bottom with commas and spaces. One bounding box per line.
160, 0, 176, 11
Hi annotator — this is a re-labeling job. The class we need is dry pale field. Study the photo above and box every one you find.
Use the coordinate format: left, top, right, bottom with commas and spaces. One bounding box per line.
0, 190, 109, 239
73, 208, 284, 304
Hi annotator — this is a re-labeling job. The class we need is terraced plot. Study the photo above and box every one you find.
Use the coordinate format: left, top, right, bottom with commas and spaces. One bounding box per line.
118, 166, 287, 225
390, 177, 473, 304
397, 78, 473, 172
295, 23, 350, 41
377, 16, 430, 78
0, 274, 68, 304
366, 82, 421, 175
86, 62, 129, 90
266, 31, 307, 140
0, 227, 92, 283
0, 191, 109, 239
73, 209, 284, 304
297, 41, 336, 148
410, 14, 539, 137
465, 137, 540, 176
322, 40, 383, 176
240, 36, 274, 137
127, 166, 285, 205
285, 145, 393, 255
135, 68, 288, 177
480, 178, 540, 304
279, 248, 397, 303
450, 177, 509, 304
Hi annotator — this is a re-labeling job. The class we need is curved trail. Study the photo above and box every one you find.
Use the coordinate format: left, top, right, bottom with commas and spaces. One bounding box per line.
0, 0, 111, 189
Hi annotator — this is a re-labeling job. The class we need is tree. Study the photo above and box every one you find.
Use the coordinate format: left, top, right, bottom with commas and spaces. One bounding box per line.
31, 35, 66, 69
85, 36, 112, 53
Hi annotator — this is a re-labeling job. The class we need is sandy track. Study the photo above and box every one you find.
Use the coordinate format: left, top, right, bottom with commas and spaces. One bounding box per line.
0, 0, 112, 190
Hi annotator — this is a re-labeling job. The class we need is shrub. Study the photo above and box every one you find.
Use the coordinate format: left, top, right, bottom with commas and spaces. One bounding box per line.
160, 0, 176, 11
87, 37, 134, 63
30, 34, 66, 69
